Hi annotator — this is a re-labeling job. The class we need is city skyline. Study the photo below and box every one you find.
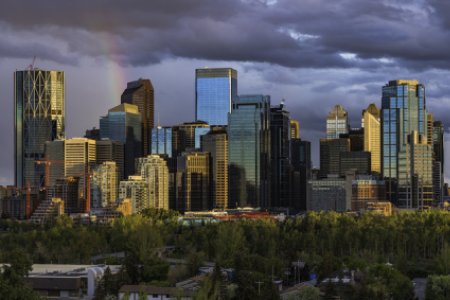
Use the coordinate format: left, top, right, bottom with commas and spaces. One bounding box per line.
1, 0, 450, 185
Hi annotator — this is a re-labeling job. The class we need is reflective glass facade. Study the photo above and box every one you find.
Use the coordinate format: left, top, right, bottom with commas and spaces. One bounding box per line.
151, 127, 173, 157
228, 95, 271, 208
196, 68, 237, 126
381, 80, 427, 204
15, 70, 65, 188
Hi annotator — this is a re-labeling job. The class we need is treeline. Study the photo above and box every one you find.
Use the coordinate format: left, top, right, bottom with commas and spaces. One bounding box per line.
2, 210, 450, 299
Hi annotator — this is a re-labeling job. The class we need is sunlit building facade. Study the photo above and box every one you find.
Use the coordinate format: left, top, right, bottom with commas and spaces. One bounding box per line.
195, 68, 237, 126
136, 155, 169, 210
326, 105, 348, 139
15, 69, 65, 188
363, 104, 381, 174
91, 161, 118, 209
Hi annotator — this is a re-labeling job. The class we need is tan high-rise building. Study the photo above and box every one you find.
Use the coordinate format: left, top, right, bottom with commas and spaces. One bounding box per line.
119, 176, 148, 213
136, 155, 169, 210
121, 79, 154, 156
64, 138, 96, 211
201, 127, 228, 209
177, 151, 210, 211
427, 112, 434, 145
91, 161, 118, 209
326, 105, 348, 139
362, 104, 381, 174
290, 119, 300, 139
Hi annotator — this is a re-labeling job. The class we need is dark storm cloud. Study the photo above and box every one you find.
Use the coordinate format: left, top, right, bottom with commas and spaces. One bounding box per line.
1, 0, 450, 70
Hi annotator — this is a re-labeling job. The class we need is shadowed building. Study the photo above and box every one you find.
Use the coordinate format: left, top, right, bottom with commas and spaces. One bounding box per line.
228, 95, 271, 208
196, 68, 237, 126
201, 126, 228, 209
121, 79, 154, 156
15, 69, 65, 189
319, 138, 350, 178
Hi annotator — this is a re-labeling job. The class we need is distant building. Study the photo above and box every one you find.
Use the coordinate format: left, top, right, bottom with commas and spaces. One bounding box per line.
84, 127, 100, 140
64, 138, 96, 212
339, 151, 371, 176
362, 104, 381, 174
91, 161, 118, 209
96, 139, 125, 180
340, 128, 364, 152
433, 120, 445, 204
195, 68, 237, 126
270, 103, 292, 208
177, 151, 210, 211
151, 126, 173, 157
100, 103, 142, 178
201, 126, 228, 209
307, 176, 347, 212
119, 176, 148, 213
172, 121, 210, 156
15, 69, 65, 189
351, 176, 386, 211
381, 80, 428, 205
44, 140, 65, 187
291, 139, 312, 211
49, 176, 80, 214
326, 105, 348, 139
290, 119, 300, 139
121, 79, 154, 156
119, 285, 193, 300
319, 138, 350, 178
136, 155, 169, 210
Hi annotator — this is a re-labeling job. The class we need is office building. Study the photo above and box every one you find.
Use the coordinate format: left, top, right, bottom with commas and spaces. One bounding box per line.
362, 104, 381, 174
44, 140, 65, 187
381, 80, 428, 205
340, 128, 364, 151
201, 127, 228, 209
319, 138, 350, 178
96, 139, 124, 180
195, 68, 237, 126
433, 121, 445, 204
291, 139, 311, 211
172, 121, 210, 156
84, 127, 100, 140
151, 126, 173, 157
64, 138, 96, 212
270, 103, 291, 208
326, 105, 348, 139
176, 151, 210, 211
100, 103, 142, 178
339, 151, 371, 176
290, 119, 300, 139
307, 176, 347, 212
228, 95, 271, 208
119, 176, 148, 213
49, 177, 80, 214
351, 176, 386, 211
91, 162, 118, 209
136, 155, 169, 210
397, 131, 433, 208
15, 69, 65, 188
121, 79, 154, 156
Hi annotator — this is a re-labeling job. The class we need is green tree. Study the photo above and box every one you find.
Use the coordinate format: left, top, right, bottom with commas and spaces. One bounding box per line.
426, 275, 450, 300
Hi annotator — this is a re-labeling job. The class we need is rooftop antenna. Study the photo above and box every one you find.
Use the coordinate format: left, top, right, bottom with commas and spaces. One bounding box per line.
28, 56, 36, 70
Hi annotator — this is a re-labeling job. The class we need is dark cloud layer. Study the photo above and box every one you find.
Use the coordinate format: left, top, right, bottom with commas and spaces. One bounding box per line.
1, 0, 450, 184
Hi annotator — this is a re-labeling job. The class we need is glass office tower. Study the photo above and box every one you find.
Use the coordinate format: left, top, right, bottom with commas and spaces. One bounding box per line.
151, 126, 173, 157
326, 105, 349, 139
228, 95, 271, 208
381, 80, 428, 206
100, 103, 142, 178
195, 68, 237, 126
15, 69, 65, 188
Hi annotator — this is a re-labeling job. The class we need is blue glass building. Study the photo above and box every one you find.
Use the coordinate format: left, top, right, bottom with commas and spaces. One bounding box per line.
100, 103, 142, 178
381, 80, 428, 205
228, 95, 271, 208
151, 126, 173, 157
195, 68, 237, 126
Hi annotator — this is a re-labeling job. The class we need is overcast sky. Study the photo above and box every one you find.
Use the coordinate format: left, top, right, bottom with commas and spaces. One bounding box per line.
1, 0, 450, 185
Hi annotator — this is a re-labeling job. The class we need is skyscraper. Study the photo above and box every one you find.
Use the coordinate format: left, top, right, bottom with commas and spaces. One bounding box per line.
291, 139, 311, 211
381, 80, 428, 205
100, 103, 142, 178
172, 121, 210, 156
270, 103, 291, 208
326, 105, 349, 139
15, 69, 65, 188
433, 121, 444, 204
64, 138, 96, 212
290, 119, 300, 139
136, 155, 170, 210
121, 79, 154, 156
91, 161, 118, 209
228, 95, 271, 208
176, 151, 210, 211
362, 104, 381, 174
151, 126, 173, 157
195, 68, 237, 126
319, 138, 350, 178
201, 126, 228, 209
43, 140, 65, 187
96, 139, 125, 180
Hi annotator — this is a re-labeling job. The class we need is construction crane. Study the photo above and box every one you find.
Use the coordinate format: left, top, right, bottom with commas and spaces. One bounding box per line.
28, 56, 37, 70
